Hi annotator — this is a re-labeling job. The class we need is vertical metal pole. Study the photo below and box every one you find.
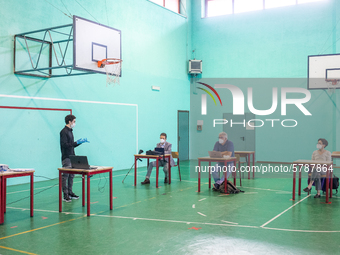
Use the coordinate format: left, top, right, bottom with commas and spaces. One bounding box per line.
156, 157, 159, 188
30, 174, 34, 217
87, 174, 90, 216
59, 171, 62, 212
253, 152, 255, 178
248, 154, 251, 179
224, 160, 228, 194
198, 159, 201, 192
293, 166, 296, 200
110, 170, 113, 210
82, 173, 85, 207
326, 165, 329, 203
134, 156, 137, 186
0, 176, 3, 224
209, 161, 211, 189
298, 165, 302, 196
168, 156, 171, 184
330, 164, 333, 198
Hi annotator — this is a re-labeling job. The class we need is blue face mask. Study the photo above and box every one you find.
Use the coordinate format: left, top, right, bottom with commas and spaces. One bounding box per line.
160, 139, 165, 144
219, 139, 224, 144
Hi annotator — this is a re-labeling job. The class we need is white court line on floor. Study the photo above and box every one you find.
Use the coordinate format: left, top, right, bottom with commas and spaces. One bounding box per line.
221, 220, 238, 225
261, 226, 340, 233
260, 195, 311, 228
6, 170, 147, 195
6, 207, 83, 215
242, 186, 290, 193
198, 198, 206, 202
197, 212, 207, 217
192, 204, 195, 208
8, 206, 340, 232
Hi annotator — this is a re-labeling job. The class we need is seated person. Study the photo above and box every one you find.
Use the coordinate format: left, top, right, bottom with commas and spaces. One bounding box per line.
303, 138, 331, 198
212, 132, 234, 190
141, 132, 175, 185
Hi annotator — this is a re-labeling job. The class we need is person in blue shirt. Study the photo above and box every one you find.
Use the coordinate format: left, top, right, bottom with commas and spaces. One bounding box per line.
212, 132, 234, 190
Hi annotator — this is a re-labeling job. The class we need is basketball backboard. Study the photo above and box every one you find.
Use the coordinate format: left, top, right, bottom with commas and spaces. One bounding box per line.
308, 54, 340, 90
73, 16, 122, 75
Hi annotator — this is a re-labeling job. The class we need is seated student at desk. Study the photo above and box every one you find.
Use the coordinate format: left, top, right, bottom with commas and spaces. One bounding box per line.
212, 132, 235, 190
141, 132, 175, 185
303, 138, 331, 198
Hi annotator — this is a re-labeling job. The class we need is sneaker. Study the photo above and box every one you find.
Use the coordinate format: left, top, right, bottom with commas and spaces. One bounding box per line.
314, 194, 321, 198
69, 193, 79, 200
164, 177, 168, 184
141, 178, 150, 185
213, 183, 220, 190
303, 187, 311, 192
63, 195, 72, 202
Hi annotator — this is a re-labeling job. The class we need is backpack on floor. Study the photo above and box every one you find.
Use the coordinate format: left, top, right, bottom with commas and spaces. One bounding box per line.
322, 175, 339, 194
219, 180, 244, 194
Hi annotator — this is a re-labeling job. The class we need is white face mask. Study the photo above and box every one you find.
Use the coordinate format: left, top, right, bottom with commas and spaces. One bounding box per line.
316, 144, 323, 150
160, 139, 165, 144
219, 139, 224, 144
70, 123, 76, 129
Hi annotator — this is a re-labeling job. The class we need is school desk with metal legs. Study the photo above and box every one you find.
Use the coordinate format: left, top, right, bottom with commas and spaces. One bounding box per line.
197, 157, 237, 193
58, 167, 113, 217
235, 151, 255, 179
134, 154, 171, 188
292, 160, 333, 203
0, 170, 35, 224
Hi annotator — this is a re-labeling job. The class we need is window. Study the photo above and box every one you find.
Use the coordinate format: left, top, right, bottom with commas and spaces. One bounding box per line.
234, 0, 263, 14
265, 0, 296, 9
150, 0, 180, 14
298, 0, 325, 3
206, 0, 233, 17
205, 0, 326, 17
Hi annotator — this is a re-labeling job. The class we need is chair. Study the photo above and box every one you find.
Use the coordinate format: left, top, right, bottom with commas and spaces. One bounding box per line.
171, 152, 181, 181
235, 154, 242, 186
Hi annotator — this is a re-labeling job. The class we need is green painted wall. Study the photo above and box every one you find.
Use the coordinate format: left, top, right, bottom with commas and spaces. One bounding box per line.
190, 0, 340, 163
0, 0, 191, 185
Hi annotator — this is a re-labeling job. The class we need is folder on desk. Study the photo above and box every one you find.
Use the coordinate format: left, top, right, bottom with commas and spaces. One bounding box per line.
155, 148, 164, 153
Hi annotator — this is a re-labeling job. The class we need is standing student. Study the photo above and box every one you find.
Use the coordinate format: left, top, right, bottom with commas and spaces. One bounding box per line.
60, 114, 89, 202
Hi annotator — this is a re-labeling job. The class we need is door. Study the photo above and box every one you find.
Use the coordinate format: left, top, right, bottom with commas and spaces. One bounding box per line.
178, 111, 189, 160
222, 113, 255, 151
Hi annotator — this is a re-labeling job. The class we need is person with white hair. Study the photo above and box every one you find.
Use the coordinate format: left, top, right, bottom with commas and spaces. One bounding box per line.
212, 132, 235, 190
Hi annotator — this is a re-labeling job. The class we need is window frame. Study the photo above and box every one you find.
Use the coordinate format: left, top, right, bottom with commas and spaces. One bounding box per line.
150, 0, 180, 14
204, 0, 325, 18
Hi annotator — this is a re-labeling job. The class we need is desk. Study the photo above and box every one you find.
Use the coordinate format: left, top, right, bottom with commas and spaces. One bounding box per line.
58, 167, 113, 217
235, 151, 255, 179
134, 154, 171, 188
292, 160, 333, 203
331, 152, 340, 163
197, 157, 237, 193
0, 170, 35, 224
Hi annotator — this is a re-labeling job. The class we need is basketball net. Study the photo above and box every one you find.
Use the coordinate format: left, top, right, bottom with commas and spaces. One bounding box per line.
326, 79, 338, 94
97, 58, 122, 86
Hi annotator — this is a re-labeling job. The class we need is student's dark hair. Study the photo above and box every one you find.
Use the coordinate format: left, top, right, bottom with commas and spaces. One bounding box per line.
318, 138, 328, 148
65, 114, 76, 124
160, 132, 167, 139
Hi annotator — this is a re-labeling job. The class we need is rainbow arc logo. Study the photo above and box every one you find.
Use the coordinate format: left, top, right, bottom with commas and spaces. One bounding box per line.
196, 82, 222, 115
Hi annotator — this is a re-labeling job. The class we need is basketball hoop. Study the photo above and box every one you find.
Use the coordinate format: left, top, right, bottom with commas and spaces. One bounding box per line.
97, 58, 122, 85
325, 79, 339, 94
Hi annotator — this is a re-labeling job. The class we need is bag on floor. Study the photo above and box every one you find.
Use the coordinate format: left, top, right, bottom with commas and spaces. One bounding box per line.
321, 175, 339, 194
219, 180, 244, 194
